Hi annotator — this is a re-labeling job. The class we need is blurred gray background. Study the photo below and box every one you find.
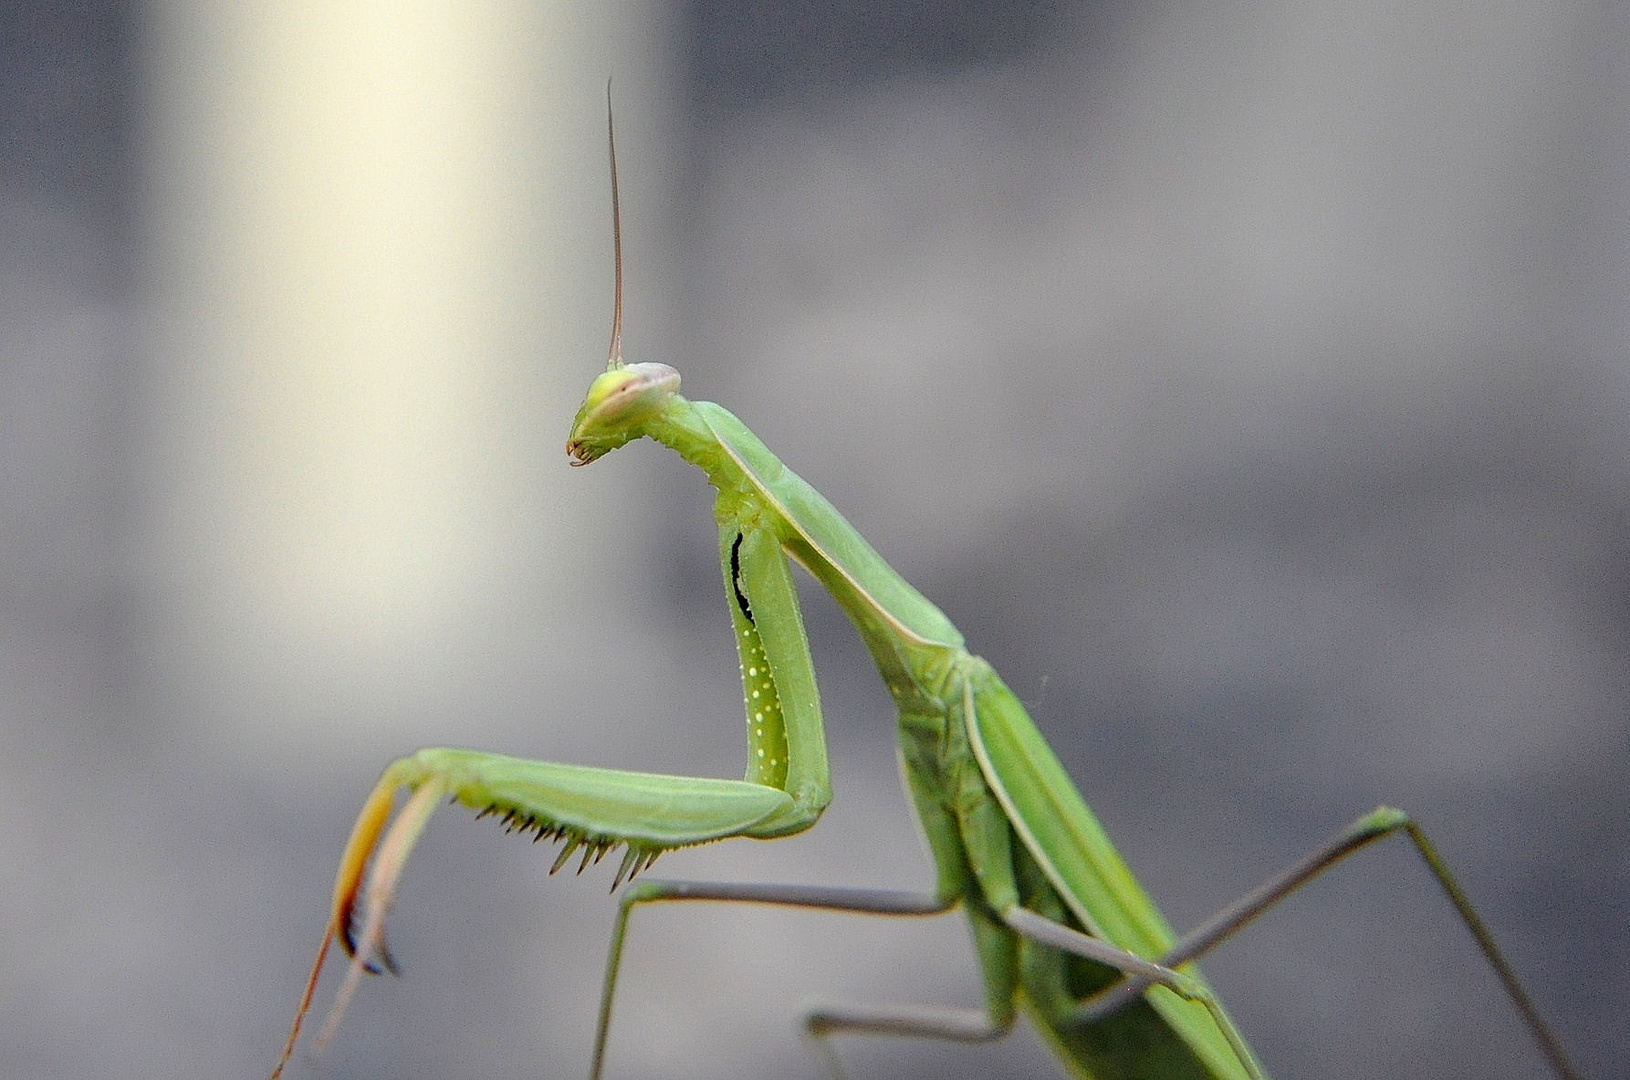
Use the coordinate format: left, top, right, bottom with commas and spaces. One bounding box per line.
3, 2, 1626, 1079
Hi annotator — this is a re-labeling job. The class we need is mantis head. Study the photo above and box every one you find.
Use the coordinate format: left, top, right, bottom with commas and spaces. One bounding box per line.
566, 361, 681, 465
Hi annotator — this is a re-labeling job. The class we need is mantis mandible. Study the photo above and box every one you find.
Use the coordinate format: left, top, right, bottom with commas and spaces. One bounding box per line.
271, 98, 1583, 1080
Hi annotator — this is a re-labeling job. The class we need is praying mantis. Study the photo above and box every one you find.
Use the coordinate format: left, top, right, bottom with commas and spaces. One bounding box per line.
271, 99, 1583, 1080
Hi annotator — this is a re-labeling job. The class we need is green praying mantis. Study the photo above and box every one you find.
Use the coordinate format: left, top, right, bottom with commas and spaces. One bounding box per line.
271, 100, 1583, 1080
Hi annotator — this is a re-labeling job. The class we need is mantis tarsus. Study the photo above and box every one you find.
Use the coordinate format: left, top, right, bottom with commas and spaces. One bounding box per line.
272, 99, 1583, 1080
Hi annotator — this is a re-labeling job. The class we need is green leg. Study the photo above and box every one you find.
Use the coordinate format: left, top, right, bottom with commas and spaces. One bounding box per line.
803, 1001, 1012, 1080
591, 878, 956, 1079
1071, 807, 1580, 1080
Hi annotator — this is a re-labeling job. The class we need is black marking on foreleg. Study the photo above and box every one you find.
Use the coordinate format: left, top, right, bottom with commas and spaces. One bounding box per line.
729, 532, 754, 623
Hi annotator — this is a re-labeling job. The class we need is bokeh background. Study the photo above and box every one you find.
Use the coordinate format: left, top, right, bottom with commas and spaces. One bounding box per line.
4, 3, 1626, 1078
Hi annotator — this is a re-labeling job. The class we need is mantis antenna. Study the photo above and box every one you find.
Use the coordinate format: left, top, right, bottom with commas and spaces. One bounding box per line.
605, 83, 624, 371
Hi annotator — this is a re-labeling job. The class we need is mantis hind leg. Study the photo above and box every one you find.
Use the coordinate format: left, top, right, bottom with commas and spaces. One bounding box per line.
802, 1001, 1012, 1080
1071, 807, 1580, 1080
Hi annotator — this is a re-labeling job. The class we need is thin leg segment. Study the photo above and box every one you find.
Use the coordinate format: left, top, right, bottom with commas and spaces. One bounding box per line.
1071, 807, 1580, 1080
591, 877, 967, 1079
802, 1001, 1012, 1080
